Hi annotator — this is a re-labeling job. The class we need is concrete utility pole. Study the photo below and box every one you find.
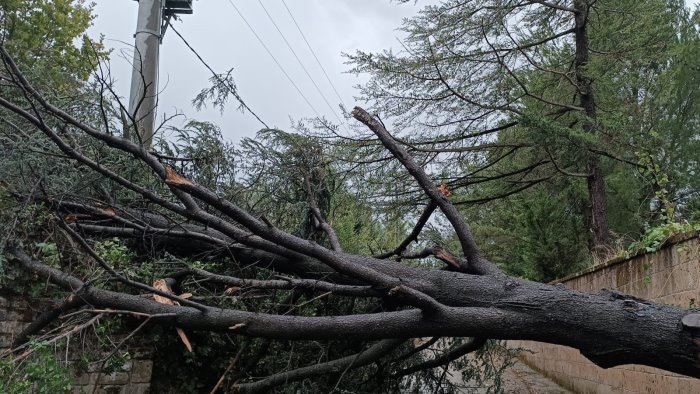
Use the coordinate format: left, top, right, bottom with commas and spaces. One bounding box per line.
129, 0, 162, 148
128, 0, 193, 148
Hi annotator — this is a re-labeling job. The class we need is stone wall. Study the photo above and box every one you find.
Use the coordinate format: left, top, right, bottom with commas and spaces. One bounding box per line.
511, 233, 700, 393
0, 291, 153, 394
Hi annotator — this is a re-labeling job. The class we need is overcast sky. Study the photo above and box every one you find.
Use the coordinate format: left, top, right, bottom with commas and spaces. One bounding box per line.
89, 0, 700, 142
88, 0, 431, 142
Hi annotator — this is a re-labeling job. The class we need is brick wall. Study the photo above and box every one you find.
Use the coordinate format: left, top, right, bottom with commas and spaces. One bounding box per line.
511, 233, 700, 394
0, 292, 153, 394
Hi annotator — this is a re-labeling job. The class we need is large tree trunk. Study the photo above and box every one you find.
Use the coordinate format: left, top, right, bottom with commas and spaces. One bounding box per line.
9, 246, 700, 378
574, 0, 611, 258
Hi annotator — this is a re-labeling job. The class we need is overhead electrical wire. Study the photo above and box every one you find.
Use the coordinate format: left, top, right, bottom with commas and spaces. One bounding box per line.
256, 0, 346, 128
226, 0, 322, 119
281, 0, 348, 110
168, 22, 270, 128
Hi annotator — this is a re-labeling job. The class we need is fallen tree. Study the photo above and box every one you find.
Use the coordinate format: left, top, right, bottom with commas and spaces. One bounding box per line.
1, 43, 699, 392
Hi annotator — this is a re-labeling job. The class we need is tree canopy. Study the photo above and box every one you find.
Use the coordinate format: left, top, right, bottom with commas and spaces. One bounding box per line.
1, 1, 700, 393
345, 0, 700, 269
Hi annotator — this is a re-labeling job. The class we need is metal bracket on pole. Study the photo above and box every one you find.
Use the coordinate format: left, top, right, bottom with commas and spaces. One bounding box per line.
133, 29, 162, 39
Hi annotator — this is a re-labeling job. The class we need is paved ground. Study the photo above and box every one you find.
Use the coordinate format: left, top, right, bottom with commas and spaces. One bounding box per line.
454, 359, 575, 394
500, 361, 574, 394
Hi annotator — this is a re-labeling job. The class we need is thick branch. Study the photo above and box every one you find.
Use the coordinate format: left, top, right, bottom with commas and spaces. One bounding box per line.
394, 337, 487, 377
179, 268, 383, 298
235, 339, 404, 393
352, 107, 502, 276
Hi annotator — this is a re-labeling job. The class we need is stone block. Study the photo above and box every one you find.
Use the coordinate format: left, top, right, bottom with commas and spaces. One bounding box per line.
0, 320, 26, 334
547, 371, 573, 390
616, 268, 631, 289
661, 267, 692, 296
129, 360, 153, 384
5, 298, 28, 310
678, 377, 700, 393
5, 309, 37, 322
655, 374, 679, 393
120, 360, 133, 372
595, 366, 615, 384
67, 346, 90, 361
621, 371, 653, 393
72, 370, 92, 385
72, 385, 88, 394
577, 362, 600, 381
94, 385, 124, 394
0, 333, 15, 348
130, 383, 150, 394
594, 383, 624, 394
77, 384, 96, 394
97, 371, 130, 385
643, 374, 660, 394
572, 376, 599, 394
130, 347, 154, 359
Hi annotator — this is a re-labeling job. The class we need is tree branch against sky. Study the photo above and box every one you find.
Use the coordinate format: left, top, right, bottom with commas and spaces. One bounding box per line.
1, 1, 699, 392
87, 0, 431, 141
342, 0, 700, 264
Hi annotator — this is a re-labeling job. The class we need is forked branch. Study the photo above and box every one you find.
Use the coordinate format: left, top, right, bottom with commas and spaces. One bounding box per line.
352, 107, 502, 276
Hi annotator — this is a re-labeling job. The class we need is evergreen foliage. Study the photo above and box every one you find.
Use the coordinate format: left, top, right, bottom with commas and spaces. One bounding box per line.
0, 1, 699, 392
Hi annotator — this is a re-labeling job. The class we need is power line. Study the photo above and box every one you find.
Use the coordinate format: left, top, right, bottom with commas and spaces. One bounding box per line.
169, 23, 270, 129
226, 0, 322, 119
256, 0, 346, 128
281, 0, 348, 109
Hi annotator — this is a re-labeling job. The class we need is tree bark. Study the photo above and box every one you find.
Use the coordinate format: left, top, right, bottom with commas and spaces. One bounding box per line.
8, 247, 700, 378
574, 0, 611, 257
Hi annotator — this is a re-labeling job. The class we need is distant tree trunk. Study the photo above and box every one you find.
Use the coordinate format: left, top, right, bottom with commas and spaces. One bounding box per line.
574, 0, 610, 257
586, 159, 610, 255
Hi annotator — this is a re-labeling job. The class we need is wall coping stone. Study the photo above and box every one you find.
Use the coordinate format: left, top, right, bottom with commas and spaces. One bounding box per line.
552, 231, 699, 284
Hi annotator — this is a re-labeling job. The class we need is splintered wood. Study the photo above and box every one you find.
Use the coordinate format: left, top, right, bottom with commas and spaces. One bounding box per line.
164, 166, 195, 187
153, 279, 193, 352
437, 183, 451, 198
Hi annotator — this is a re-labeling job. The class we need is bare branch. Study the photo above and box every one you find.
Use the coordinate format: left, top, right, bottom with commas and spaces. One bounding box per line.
235, 339, 404, 393
11, 295, 86, 349
351, 107, 502, 276
303, 172, 343, 251
394, 337, 487, 377
375, 201, 437, 259
179, 267, 383, 298
58, 219, 209, 311
527, 0, 576, 13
